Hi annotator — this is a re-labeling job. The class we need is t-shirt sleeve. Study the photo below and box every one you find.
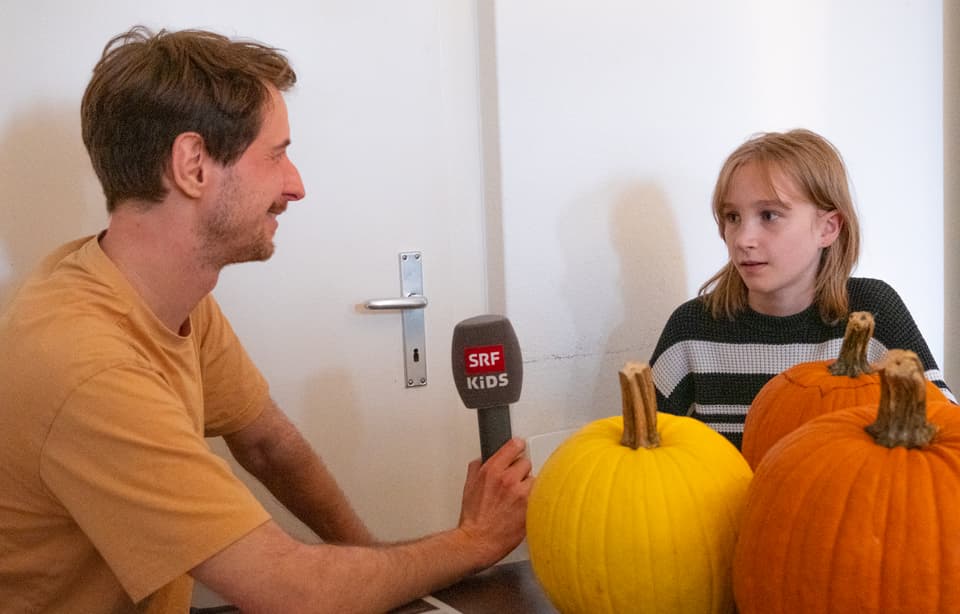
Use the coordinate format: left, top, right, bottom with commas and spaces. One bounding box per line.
193, 296, 270, 437
39, 366, 271, 603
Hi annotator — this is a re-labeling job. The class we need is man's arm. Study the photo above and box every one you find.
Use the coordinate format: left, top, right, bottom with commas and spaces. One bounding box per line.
191, 437, 532, 613
223, 397, 375, 544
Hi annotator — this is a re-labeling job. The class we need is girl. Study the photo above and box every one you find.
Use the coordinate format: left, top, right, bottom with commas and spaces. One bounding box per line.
649, 129, 954, 449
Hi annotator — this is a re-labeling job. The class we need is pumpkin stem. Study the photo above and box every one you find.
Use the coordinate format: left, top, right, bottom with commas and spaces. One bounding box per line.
864, 349, 938, 448
828, 311, 875, 377
619, 362, 660, 450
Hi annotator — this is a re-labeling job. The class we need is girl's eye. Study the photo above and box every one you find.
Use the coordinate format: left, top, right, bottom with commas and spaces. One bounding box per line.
724, 212, 740, 224
761, 210, 780, 222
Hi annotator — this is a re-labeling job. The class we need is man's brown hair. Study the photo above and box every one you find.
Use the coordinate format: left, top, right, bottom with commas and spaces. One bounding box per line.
81, 26, 296, 212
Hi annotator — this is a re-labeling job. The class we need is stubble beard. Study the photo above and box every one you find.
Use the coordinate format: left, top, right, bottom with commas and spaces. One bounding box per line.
200, 174, 276, 269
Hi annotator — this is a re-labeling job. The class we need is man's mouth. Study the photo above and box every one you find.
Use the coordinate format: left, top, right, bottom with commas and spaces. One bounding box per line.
268, 203, 287, 216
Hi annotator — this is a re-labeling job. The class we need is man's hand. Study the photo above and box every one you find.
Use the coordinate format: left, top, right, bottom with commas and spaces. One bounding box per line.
195, 412, 532, 612
456, 437, 534, 570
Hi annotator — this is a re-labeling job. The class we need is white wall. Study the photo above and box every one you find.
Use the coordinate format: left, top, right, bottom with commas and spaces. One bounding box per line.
489, 0, 947, 435
0, 0, 952, 607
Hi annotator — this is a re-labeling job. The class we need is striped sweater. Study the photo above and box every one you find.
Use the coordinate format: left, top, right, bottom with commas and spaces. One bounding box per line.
649, 277, 954, 450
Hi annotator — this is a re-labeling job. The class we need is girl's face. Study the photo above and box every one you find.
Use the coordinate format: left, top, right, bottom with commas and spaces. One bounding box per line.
721, 162, 841, 316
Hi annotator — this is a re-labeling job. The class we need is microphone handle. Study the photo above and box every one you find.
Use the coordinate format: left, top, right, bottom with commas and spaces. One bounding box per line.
477, 404, 512, 463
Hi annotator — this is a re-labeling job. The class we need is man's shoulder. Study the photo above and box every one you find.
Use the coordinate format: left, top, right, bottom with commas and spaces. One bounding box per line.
6, 236, 110, 306
35, 235, 98, 273
1, 302, 141, 391
1, 236, 150, 390
6, 237, 99, 296
3, 240, 131, 342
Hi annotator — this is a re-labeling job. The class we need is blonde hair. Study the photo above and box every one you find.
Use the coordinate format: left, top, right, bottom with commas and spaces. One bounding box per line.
699, 129, 860, 323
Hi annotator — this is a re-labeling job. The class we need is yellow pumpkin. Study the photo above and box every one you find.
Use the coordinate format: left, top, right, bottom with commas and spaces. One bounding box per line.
526, 362, 753, 614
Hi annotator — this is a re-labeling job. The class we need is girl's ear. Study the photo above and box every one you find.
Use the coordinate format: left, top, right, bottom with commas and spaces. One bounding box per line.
818, 210, 843, 248
168, 132, 207, 199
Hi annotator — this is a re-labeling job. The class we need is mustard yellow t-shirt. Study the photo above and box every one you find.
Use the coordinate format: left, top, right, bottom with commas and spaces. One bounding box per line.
0, 236, 272, 613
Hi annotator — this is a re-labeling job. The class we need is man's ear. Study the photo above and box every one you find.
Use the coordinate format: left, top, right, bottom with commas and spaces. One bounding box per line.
819, 210, 843, 248
168, 132, 207, 199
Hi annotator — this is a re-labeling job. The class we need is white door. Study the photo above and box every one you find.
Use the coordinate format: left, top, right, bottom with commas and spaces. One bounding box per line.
0, 1, 493, 606
212, 2, 492, 542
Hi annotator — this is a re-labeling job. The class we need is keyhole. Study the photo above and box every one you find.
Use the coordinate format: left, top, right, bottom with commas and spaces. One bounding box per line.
413, 348, 420, 362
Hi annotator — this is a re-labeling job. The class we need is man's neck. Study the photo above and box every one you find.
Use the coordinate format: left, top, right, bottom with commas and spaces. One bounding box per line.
100, 203, 219, 334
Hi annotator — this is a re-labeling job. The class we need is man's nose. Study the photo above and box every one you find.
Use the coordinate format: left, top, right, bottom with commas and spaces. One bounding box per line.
284, 159, 306, 201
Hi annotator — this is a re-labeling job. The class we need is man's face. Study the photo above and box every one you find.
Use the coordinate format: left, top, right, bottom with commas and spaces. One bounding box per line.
199, 86, 305, 267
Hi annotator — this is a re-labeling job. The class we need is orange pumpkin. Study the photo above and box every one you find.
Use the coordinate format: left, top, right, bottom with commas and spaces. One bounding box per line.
741, 311, 945, 469
733, 349, 960, 614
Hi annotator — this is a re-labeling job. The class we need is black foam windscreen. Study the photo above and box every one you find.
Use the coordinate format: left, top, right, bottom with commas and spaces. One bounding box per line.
451, 314, 523, 409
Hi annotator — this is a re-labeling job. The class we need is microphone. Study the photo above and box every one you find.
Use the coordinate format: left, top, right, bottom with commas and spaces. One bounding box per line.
451, 315, 524, 463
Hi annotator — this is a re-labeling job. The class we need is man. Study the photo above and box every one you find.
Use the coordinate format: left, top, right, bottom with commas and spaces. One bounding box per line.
0, 26, 532, 613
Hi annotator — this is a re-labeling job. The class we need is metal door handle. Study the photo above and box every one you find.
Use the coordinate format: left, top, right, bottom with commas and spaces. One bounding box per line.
364, 251, 428, 388
364, 296, 428, 310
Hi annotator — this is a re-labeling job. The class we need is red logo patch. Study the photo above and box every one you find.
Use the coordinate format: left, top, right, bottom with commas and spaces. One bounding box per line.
464, 345, 505, 374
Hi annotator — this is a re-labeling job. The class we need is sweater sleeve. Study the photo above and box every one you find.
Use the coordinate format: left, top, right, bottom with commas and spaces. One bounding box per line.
850, 278, 955, 402
649, 302, 697, 416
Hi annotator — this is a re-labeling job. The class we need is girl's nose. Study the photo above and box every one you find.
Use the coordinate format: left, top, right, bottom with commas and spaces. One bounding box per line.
730, 220, 758, 250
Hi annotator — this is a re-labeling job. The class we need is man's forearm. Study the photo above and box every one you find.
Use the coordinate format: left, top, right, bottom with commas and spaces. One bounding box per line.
192, 520, 485, 613
251, 443, 375, 544
202, 436, 531, 613
225, 400, 375, 545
